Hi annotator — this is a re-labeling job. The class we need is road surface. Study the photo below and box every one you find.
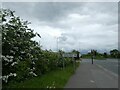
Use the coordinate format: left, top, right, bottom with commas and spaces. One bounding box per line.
65, 59, 118, 88
94, 59, 118, 75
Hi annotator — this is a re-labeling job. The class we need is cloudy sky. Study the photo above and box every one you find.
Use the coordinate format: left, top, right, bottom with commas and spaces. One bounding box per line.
2, 2, 118, 53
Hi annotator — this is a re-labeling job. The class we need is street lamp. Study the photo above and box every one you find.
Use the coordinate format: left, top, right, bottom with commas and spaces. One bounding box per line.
54, 36, 59, 52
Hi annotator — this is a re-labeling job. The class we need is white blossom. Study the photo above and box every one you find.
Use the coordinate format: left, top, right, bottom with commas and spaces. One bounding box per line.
10, 50, 15, 54
2, 73, 17, 83
29, 71, 37, 77
13, 73, 17, 77
33, 73, 37, 76
11, 62, 18, 66
21, 51, 25, 54
14, 47, 18, 50
2, 55, 13, 62
32, 61, 35, 64
33, 67, 35, 70
9, 56, 13, 59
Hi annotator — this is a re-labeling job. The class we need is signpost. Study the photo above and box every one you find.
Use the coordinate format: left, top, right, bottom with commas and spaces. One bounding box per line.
91, 50, 95, 64
62, 53, 77, 72
62, 53, 77, 58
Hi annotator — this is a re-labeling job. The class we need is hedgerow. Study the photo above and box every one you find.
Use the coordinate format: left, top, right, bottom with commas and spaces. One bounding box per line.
1, 9, 73, 85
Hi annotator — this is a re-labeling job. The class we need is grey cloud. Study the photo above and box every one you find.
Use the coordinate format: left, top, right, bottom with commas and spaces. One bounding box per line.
3, 2, 84, 22
2, 2, 37, 22
3, 2, 117, 27
2, 2, 118, 53
31, 2, 85, 22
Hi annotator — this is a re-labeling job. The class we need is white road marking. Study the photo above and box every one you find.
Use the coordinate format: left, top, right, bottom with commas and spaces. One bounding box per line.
90, 80, 95, 83
96, 64, 118, 78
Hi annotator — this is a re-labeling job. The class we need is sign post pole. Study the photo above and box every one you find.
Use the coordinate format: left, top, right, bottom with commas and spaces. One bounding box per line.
63, 56, 65, 69
91, 50, 94, 64
62, 53, 65, 70
62, 53, 77, 72
72, 56, 75, 72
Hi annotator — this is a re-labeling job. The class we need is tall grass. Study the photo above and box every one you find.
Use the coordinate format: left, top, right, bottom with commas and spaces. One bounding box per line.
3, 62, 80, 88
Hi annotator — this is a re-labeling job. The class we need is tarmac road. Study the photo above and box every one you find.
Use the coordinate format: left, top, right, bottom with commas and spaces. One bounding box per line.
94, 58, 118, 75
64, 59, 118, 88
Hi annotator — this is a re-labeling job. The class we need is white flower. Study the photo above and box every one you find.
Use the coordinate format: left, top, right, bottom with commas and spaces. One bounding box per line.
14, 47, 18, 50
29, 71, 37, 77
9, 58, 13, 62
8, 73, 17, 77
11, 62, 18, 66
33, 73, 37, 77
33, 67, 35, 70
32, 61, 35, 64
18, 56, 22, 60
10, 50, 14, 54
13, 73, 17, 77
2, 55, 14, 62
21, 51, 25, 54
9, 73, 12, 76
2, 75, 9, 83
9, 56, 13, 59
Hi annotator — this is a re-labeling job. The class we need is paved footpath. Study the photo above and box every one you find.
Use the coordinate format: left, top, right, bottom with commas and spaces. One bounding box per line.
64, 59, 118, 88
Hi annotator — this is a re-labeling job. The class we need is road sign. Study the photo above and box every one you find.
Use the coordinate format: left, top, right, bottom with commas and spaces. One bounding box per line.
62, 53, 77, 57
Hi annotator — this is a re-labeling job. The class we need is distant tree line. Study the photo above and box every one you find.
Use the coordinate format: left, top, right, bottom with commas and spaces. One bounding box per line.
81, 49, 120, 59
109, 49, 120, 58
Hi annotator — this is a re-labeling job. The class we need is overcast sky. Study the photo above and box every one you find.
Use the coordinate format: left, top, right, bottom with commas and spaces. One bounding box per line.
2, 2, 118, 53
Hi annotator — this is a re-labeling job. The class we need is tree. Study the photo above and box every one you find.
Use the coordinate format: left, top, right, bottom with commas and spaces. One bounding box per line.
110, 49, 119, 58
71, 49, 80, 60
103, 52, 107, 58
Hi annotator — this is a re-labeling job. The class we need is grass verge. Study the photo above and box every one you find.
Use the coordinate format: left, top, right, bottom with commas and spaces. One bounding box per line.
4, 62, 80, 89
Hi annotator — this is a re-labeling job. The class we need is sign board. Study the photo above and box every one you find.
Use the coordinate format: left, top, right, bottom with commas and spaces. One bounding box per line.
62, 53, 77, 57
79, 54, 81, 57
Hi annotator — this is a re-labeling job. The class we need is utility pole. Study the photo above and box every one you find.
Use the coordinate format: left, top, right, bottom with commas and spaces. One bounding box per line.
57, 37, 59, 52
72, 55, 75, 72
91, 50, 94, 64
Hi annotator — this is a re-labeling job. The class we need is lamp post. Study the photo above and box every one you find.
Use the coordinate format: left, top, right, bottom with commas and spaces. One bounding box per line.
57, 37, 60, 52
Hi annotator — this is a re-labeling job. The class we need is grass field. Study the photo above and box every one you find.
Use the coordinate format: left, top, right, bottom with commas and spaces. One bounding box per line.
4, 62, 80, 89
82, 55, 106, 60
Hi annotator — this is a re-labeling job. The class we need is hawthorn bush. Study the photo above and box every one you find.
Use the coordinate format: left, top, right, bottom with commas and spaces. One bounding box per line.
42, 50, 58, 71
1, 9, 41, 83
1, 9, 73, 85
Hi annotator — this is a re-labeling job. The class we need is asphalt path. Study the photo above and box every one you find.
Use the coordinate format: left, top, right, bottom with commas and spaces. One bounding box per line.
64, 59, 118, 88
94, 58, 118, 75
